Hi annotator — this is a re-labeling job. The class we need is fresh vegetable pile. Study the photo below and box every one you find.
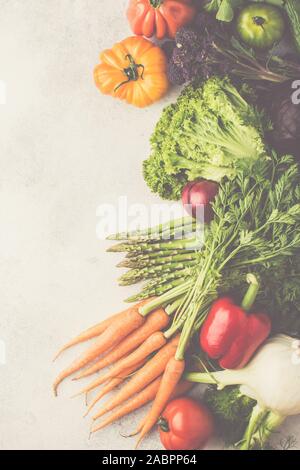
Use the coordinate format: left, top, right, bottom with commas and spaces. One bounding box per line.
54, 0, 300, 451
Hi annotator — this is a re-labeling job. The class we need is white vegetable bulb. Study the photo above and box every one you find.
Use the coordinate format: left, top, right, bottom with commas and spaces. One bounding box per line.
238, 335, 300, 416
186, 335, 300, 449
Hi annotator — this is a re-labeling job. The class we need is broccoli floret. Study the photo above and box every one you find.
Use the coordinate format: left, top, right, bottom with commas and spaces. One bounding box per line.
203, 385, 256, 447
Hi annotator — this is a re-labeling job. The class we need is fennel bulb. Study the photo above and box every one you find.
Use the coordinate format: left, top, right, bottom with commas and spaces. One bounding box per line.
185, 335, 300, 449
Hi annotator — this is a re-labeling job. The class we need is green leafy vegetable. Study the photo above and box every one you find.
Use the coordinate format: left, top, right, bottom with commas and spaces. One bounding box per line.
203, 0, 242, 21
285, 0, 300, 53
144, 77, 269, 200
203, 386, 255, 446
186, 335, 300, 449
204, 0, 285, 23
166, 12, 300, 87
111, 153, 300, 341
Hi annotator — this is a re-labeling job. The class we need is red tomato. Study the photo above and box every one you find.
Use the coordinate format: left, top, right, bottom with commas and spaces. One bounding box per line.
159, 397, 214, 450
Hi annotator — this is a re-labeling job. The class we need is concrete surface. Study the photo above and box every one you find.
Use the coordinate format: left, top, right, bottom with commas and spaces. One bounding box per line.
0, 0, 299, 450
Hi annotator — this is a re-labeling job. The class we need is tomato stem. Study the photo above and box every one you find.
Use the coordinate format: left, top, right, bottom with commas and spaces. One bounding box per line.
150, 0, 162, 8
158, 417, 169, 433
114, 54, 145, 92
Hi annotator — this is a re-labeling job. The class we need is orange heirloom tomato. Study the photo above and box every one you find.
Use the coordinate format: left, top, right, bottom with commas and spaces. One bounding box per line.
94, 36, 169, 108
127, 0, 196, 39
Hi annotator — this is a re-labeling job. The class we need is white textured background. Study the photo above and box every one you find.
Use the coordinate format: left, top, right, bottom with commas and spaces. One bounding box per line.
0, 0, 299, 450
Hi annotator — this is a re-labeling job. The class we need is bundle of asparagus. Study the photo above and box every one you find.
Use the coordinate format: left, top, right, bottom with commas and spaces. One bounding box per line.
107, 217, 202, 302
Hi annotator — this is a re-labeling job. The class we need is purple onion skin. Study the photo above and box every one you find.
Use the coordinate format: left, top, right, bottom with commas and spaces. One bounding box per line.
182, 180, 219, 223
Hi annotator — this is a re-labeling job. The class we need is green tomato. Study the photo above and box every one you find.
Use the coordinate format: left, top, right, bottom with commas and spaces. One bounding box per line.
236, 4, 285, 50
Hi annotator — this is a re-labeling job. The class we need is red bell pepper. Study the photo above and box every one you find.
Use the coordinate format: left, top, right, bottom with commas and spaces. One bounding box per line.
200, 274, 271, 369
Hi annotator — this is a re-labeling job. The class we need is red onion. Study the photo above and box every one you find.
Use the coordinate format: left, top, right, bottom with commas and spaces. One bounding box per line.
182, 180, 219, 223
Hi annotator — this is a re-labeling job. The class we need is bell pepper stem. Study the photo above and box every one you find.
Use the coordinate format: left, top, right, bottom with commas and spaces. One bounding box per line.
241, 273, 260, 312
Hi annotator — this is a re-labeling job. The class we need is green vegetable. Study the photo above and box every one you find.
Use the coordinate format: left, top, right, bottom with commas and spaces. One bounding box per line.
203, 0, 243, 22
203, 0, 284, 23
186, 335, 300, 449
203, 386, 255, 446
203, 0, 222, 13
236, 4, 285, 50
112, 152, 300, 366
251, 0, 284, 7
285, 0, 300, 53
167, 15, 300, 88
216, 0, 244, 22
144, 77, 268, 201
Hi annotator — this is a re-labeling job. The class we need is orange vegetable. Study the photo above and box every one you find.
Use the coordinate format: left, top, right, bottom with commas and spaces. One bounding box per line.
92, 335, 180, 421
91, 379, 193, 434
91, 377, 162, 433
83, 360, 145, 417
76, 332, 167, 396
94, 36, 169, 108
127, 0, 196, 39
74, 307, 169, 380
53, 301, 148, 395
136, 356, 185, 448
53, 310, 124, 361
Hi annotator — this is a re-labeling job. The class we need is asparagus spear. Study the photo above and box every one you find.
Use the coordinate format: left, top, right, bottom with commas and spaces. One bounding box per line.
106, 217, 195, 240
125, 278, 186, 303
107, 238, 200, 253
117, 252, 198, 269
118, 262, 197, 286
125, 248, 195, 260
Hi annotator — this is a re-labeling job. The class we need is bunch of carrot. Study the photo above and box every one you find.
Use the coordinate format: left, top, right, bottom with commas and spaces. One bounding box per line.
53, 299, 192, 446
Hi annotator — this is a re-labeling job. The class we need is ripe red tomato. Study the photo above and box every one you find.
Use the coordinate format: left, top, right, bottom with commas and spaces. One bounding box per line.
159, 397, 214, 450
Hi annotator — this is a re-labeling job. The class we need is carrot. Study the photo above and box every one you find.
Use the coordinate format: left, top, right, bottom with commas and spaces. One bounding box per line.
53, 301, 149, 396
75, 332, 167, 397
91, 379, 194, 433
127, 380, 194, 435
53, 311, 124, 361
135, 357, 185, 448
91, 377, 162, 433
83, 360, 145, 417
92, 335, 180, 421
74, 308, 169, 380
